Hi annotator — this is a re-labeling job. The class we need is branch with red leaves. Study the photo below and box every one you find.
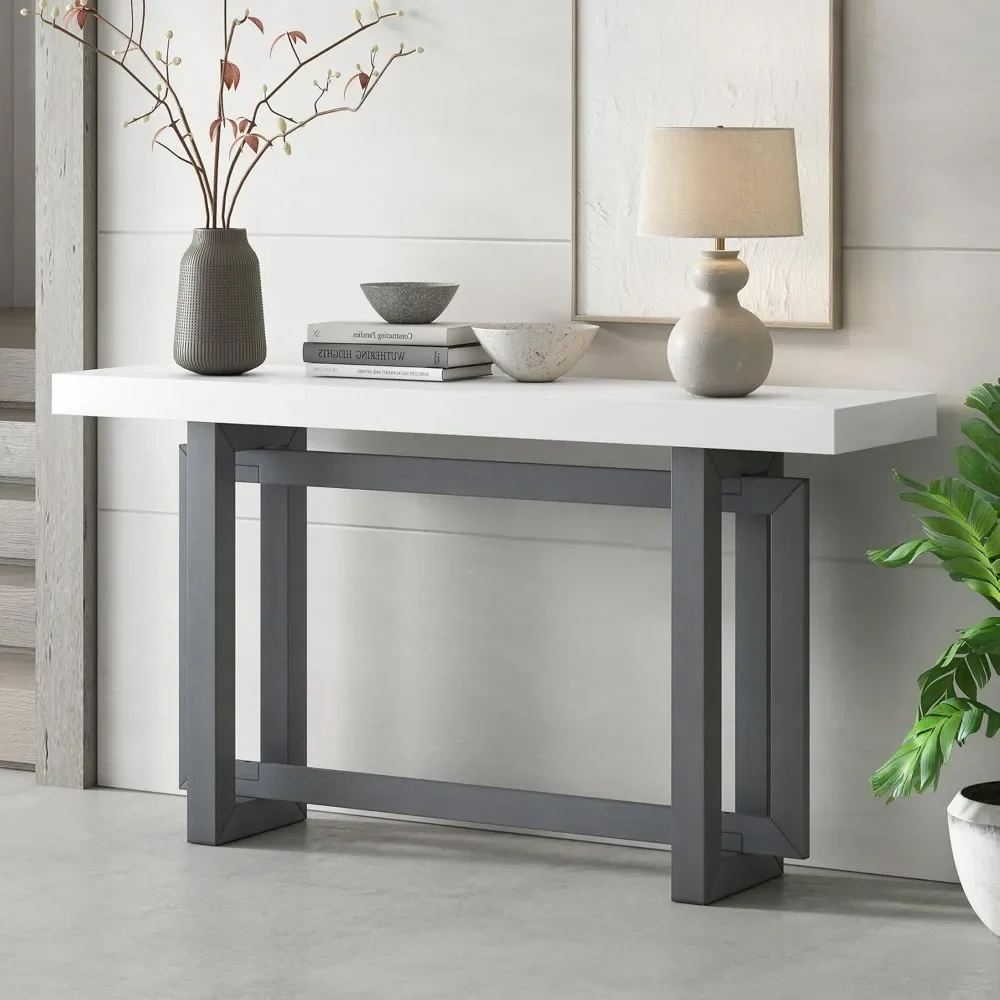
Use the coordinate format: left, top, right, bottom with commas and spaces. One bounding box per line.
224, 44, 418, 226
219, 5, 417, 224
22, 0, 423, 229
23, 1, 215, 223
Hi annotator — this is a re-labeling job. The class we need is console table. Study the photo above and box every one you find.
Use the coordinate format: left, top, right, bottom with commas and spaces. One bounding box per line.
52, 365, 936, 904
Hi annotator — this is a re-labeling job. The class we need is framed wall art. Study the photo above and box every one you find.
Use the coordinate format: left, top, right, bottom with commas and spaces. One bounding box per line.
573, 0, 842, 329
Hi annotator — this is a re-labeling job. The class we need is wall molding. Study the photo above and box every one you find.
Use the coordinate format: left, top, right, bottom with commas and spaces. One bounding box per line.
35, 10, 98, 787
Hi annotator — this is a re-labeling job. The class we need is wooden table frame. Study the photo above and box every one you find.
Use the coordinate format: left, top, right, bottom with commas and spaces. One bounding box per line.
179, 423, 809, 905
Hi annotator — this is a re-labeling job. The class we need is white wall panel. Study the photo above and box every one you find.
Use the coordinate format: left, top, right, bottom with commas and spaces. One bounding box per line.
771, 249, 993, 405
844, 0, 1000, 249
97, 511, 180, 793
97, 0, 572, 241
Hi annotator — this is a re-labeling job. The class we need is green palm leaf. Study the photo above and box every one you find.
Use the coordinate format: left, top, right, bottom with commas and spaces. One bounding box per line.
871, 698, 1000, 802
877, 474, 1000, 606
870, 382, 1000, 802
900, 476, 995, 536
914, 623, 1000, 715
867, 539, 933, 567
966, 383, 1000, 430
962, 418, 1000, 470
985, 523, 1000, 559
957, 444, 1000, 500
961, 617, 1000, 652
892, 471, 929, 492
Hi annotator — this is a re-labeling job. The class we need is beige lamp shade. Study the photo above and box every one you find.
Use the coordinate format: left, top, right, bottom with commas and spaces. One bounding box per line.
638, 127, 803, 239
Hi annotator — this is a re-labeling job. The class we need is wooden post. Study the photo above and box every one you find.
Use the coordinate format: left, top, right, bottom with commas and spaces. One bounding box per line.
34, 9, 98, 787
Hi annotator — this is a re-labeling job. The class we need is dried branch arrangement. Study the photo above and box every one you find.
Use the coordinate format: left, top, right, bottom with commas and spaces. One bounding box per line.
22, 1, 423, 227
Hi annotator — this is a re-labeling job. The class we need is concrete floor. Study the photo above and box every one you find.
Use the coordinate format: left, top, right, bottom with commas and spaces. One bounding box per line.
1, 770, 998, 999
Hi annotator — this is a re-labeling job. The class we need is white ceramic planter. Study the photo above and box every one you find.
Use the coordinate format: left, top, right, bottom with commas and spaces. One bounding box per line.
947, 782, 1000, 935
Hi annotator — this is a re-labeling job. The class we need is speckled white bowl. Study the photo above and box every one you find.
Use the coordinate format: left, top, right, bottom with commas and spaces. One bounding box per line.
471, 323, 599, 382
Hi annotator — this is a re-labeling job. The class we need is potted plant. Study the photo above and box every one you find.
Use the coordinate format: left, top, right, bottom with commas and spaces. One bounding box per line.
869, 381, 1000, 934
23, 0, 422, 375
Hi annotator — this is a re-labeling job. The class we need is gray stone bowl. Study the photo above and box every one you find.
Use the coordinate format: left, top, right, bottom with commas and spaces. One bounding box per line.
360, 282, 459, 325
471, 322, 600, 382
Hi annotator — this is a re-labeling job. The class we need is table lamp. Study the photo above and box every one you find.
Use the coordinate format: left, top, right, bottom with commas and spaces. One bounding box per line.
638, 126, 803, 397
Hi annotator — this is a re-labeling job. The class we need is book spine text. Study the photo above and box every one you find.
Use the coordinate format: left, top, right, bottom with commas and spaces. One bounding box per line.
303, 344, 443, 366
305, 364, 445, 381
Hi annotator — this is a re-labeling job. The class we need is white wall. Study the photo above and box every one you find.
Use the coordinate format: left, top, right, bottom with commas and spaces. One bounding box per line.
95, 0, 1000, 883
0, 0, 34, 308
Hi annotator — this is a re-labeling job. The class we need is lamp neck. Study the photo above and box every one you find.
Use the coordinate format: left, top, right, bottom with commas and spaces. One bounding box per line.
692, 249, 749, 299
714, 237, 727, 252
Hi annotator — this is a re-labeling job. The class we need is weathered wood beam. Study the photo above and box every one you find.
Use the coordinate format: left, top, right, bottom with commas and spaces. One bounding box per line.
35, 10, 98, 787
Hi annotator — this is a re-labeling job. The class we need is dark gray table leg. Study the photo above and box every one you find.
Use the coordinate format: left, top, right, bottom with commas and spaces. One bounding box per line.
671, 448, 788, 904
184, 421, 305, 845
735, 457, 783, 821
735, 508, 773, 819
769, 479, 810, 854
259, 428, 308, 816
670, 447, 724, 904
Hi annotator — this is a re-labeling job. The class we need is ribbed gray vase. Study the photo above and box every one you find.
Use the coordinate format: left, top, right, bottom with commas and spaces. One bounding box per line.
174, 228, 266, 375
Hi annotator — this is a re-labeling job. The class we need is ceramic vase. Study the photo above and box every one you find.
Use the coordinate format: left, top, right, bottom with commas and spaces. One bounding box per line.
173, 228, 266, 376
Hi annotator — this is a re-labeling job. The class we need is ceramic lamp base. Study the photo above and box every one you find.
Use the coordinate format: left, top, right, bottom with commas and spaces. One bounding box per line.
666, 250, 773, 398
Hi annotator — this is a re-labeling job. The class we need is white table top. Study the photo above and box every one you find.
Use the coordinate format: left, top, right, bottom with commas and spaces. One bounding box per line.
51, 365, 937, 456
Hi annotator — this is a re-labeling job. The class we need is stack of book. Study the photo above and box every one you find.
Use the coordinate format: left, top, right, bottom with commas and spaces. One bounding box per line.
303, 322, 494, 382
